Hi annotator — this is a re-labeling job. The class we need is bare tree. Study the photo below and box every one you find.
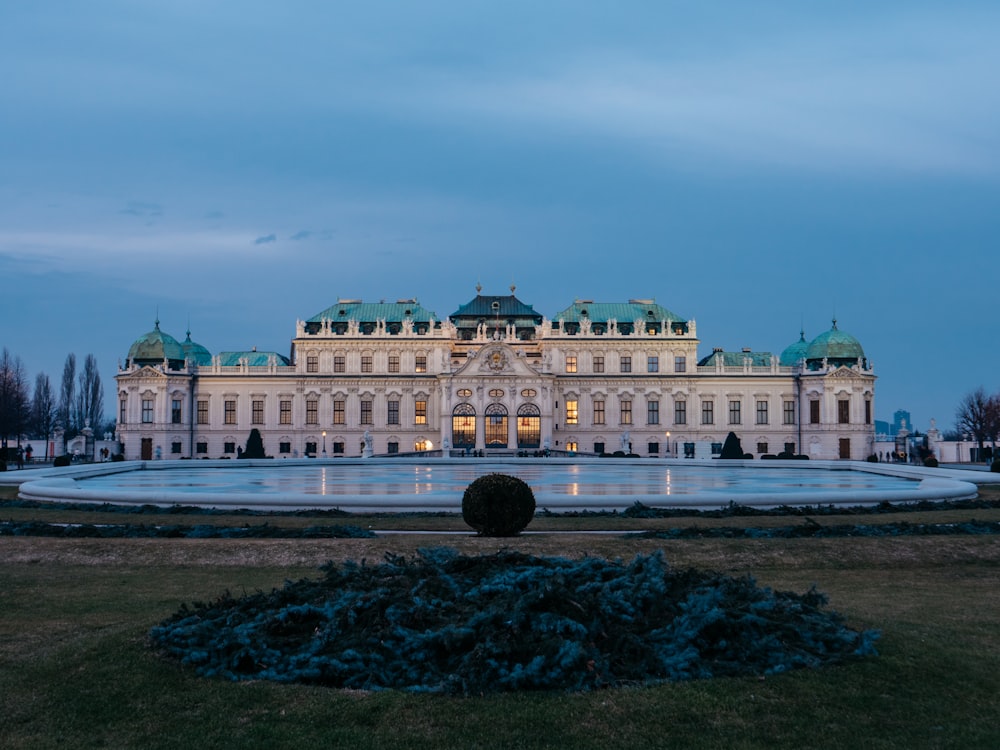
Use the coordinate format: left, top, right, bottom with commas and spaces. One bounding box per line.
76, 354, 104, 432
59, 353, 76, 435
31, 372, 56, 460
0, 348, 30, 451
955, 387, 1000, 460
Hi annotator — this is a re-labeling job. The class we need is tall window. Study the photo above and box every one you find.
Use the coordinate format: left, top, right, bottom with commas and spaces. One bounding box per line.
701, 400, 714, 424
414, 400, 427, 425
838, 400, 850, 424
197, 400, 208, 425
728, 400, 741, 425
593, 355, 604, 373
647, 355, 658, 373
171, 399, 182, 424
361, 355, 373, 373
756, 400, 768, 425
865, 400, 872, 424
387, 400, 400, 425
361, 400, 373, 425
415, 355, 427, 373
673, 400, 686, 425
620, 356, 632, 373
674, 356, 686, 373
252, 399, 264, 425
566, 399, 578, 425
307, 355, 318, 373
593, 399, 605, 425
224, 399, 236, 425
810, 400, 820, 424
142, 399, 154, 424
334, 356, 345, 373
280, 400, 292, 425
333, 400, 345, 424
620, 399, 633, 425
119, 397, 127, 424
648, 400, 660, 425
306, 399, 318, 424
388, 355, 400, 373
783, 400, 795, 425
566, 355, 577, 373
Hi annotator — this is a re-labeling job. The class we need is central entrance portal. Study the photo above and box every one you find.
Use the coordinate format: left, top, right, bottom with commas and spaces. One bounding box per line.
485, 403, 508, 448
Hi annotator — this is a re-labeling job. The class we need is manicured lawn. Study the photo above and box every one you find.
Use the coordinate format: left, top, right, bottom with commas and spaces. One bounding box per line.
3, 502, 1000, 749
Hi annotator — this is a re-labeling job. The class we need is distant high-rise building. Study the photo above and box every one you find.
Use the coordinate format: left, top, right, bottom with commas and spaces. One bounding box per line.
893, 409, 911, 435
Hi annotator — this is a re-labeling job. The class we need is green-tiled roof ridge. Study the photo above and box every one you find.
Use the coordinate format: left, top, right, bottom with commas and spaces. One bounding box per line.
554, 300, 683, 323
217, 351, 291, 367
307, 300, 437, 323
449, 294, 542, 320
697, 350, 775, 367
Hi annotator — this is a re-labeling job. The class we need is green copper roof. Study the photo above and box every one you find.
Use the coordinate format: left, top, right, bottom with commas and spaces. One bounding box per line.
217, 351, 291, 367
779, 330, 809, 366
307, 299, 436, 323
554, 300, 683, 324
697, 350, 774, 367
181, 330, 213, 366
450, 294, 542, 322
805, 320, 865, 362
127, 321, 185, 364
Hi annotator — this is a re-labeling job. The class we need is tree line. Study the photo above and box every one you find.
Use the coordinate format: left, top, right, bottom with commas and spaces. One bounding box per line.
0, 348, 106, 457
955, 387, 1000, 459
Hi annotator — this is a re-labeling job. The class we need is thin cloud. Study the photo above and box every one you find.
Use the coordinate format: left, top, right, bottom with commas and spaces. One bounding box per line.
253, 233, 277, 245
119, 201, 163, 217
290, 230, 312, 240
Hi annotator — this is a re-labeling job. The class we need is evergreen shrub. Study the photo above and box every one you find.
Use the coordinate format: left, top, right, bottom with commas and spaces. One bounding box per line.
241, 428, 267, 459
53, 455, 71, 467
991, 459, 1000, 473
923, 457, 939, 468
866, 454, 879, 463
462, 473, 536, 536
719, 432, 744, 459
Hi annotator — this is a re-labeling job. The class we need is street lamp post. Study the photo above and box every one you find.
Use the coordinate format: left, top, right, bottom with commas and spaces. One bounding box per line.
665, 431, 671, 458
322, 431, 327, 456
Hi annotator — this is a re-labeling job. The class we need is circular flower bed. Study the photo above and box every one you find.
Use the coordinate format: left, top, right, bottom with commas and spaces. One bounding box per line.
150, 549, 878, 694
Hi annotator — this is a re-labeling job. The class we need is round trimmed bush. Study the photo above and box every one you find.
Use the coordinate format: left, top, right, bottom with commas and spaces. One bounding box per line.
462, 473, 536, 537
53, 455, 72, 467
923, 456, 939, 468
992, 460, 1000, 473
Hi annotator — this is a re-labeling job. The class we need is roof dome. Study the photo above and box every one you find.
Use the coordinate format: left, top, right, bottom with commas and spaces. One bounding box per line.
805, 320, 865, 364
779, 330, 810, 366
182, 329, 212, 366
127, 320, 185, 365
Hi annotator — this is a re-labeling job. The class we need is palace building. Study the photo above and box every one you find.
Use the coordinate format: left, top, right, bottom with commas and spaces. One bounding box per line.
115, 287, 876, 461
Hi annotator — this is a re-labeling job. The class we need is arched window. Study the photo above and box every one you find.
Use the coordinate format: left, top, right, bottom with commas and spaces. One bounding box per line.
452, 403, 476, 448
485, 402, 508, 448
516, 403, 540, 448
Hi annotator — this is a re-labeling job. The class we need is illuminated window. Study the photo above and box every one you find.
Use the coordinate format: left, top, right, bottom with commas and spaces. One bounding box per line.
566, 355, 577, 373
415, 355, 427, 373
567, 441, 578, 452
521, 388, 537, 398
457, 388, 472, 398
414, 400, 427, 425
566, 399, 578, 425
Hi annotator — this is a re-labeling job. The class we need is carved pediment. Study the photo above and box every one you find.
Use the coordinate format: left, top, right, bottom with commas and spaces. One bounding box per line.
124, 365, 168, 380
452, 343, 539, 379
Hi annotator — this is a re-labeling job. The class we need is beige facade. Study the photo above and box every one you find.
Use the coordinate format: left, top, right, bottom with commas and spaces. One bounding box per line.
116, 294, 876, 461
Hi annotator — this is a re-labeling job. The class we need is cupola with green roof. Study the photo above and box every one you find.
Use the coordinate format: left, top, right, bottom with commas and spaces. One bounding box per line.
126, 320, 186, 368
804, 320, 867, 370
779, 329, 810, 367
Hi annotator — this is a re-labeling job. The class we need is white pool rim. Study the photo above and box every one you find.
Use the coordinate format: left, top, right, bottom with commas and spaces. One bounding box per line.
7, 457, 988, 513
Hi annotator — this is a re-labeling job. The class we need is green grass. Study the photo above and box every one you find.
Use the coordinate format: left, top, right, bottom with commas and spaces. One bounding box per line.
2, 491, 1000, 748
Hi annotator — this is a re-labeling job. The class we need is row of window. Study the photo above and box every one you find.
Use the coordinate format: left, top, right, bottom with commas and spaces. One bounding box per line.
564, 354, 687, 374
305, 354, 428, 374
173, 438, 430, 457
135, 395, 871, 427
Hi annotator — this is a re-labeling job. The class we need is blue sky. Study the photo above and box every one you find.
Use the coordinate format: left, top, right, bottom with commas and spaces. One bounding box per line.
2, 1, 998, 432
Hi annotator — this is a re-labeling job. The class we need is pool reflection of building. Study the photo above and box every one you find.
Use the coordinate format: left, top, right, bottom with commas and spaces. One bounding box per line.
116, 286, 875, 461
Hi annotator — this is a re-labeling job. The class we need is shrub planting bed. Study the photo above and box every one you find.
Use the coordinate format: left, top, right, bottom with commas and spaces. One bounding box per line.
149, 549, 878, 694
